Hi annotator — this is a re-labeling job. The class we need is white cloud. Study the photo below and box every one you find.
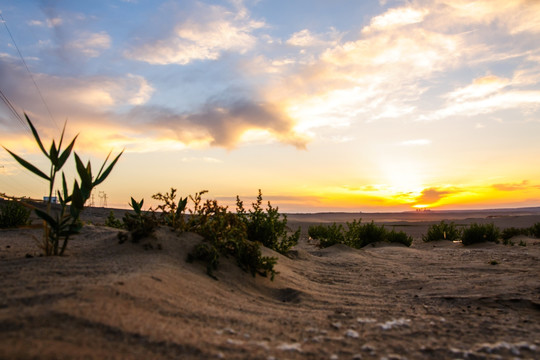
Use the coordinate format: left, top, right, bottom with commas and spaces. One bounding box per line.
66, 31, 111, 57
286, 28, 340, 47
126, 3, 265, 65
362, 7, 429, 33
27, 17, 63, 28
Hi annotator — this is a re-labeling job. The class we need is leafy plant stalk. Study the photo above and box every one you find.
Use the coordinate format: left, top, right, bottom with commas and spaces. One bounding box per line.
3, 113, 123, 255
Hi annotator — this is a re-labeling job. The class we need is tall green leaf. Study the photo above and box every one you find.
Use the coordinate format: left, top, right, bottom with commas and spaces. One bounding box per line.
94, 149, 124, 187
25, 113, 49, 159
3, 147, 50, 181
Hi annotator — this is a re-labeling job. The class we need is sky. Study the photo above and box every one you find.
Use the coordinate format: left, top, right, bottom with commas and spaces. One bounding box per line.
1, 0, 540, 212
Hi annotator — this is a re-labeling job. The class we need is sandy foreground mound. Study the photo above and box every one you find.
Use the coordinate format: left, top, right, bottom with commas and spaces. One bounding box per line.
1, 216, 540, 359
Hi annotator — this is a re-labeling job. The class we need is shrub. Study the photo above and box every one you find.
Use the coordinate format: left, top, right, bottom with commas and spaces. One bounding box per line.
121, 198, 158, 243
422, 221, 461, 242
236, 190, 300, 255
151, 188, 187, 229
0, 199, 31, 228
308, 223, 345, 248
386, 229, 413, 247
186, 192, 277, 280
501, 227, 527, 241
528, 222, 540, 238
310, 218, 413, 248
461, 223, 500, 245
3, 113, 122, 255
348, 220, 386, 248
105, 211, 124, 229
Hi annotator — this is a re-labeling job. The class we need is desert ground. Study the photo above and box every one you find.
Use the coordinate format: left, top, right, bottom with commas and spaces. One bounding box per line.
1, 207, 540, 359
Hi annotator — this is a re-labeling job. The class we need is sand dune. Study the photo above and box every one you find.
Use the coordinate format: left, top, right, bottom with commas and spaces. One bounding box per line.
1, 211, 540, 359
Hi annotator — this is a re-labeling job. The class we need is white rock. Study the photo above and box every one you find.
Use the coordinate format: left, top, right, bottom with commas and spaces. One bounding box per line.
345, 329, 360, 339
379, 318, 411, 330
277, 342, 302, 352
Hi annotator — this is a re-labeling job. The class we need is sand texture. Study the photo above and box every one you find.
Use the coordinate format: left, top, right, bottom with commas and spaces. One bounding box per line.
1, 209, 540, 359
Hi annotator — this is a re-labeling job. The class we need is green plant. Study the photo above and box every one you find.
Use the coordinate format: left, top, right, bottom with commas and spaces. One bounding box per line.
528, 222, 540, 238
310, 219, 413, 248
121, 198, 158, 242
519, 240, 527, 247
422, 221, 461, 242
187, 243, 221, 279
186, 192, 277, 280
461, 223, 500, 245
501, 227, 528, 242
236, 190, 300, 255
308, 223, 345, 248
386, 229, 413, 247
105, 211, 124, 229
3, 114, 122, 255
0, 199, 31, 228
348, 220, 386, 248
151, 188, 187, 229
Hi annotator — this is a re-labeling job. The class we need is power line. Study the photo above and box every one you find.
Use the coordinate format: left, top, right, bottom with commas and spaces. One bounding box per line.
0, 12, 59, 130
0, 88, 31, 136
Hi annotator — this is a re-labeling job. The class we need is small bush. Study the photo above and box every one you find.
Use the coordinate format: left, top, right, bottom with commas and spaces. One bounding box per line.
528, 222, 540, 238
308, 223, 345, 248
422, 221, 461, 242
236, 190, 300, 255
461, 223, 500, 245
310, 218, 413, 248
105, 211, 124, 229
386, 229, 413, 247
186, 192, 277, 280
151, 188, 187, 229
348, 220, 386, 248
501, 227, 528, 241
121, 198, 158, 242
0, 200, 31, 228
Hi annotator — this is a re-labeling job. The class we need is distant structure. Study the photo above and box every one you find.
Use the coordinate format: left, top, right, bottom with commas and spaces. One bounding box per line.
98, 191, 108, 207
88, 193, 95, 207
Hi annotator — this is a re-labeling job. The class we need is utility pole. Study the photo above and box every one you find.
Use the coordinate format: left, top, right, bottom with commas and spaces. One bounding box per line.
98, 191, 108, 207
89, 193, 95, 207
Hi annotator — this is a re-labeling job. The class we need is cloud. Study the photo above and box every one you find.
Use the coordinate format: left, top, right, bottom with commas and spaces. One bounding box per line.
286, 28, 341, 48
414, 187, 455, 206
0, 61, 153, 135
438, 0, 540, 34
127, 99, 308, 149
492, 180, 540, 192
423, 73, 540, 121
66, 31, 111, 58
125, 2, 264, 65
362, 7, 429, 33
27, 17, 63, 28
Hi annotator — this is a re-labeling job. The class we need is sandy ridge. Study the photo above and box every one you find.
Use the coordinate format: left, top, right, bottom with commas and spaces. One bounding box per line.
1, 212, 540, 359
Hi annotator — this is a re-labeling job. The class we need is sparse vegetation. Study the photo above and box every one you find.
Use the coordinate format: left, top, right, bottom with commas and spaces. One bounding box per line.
185, 191, 278, 280
2, 114, 122, 255
422, 221, 461, 242
151, 188, 187, 229
386, 229, 414, 247
308, 223, 345, 248
0, 199, 31, 228
236, 189, 300, 255
105, 211, 124, 229
528, 222, 540, 238
461, 223, 500, 245
120, 198, 158, 243
309, 219, 412, 248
